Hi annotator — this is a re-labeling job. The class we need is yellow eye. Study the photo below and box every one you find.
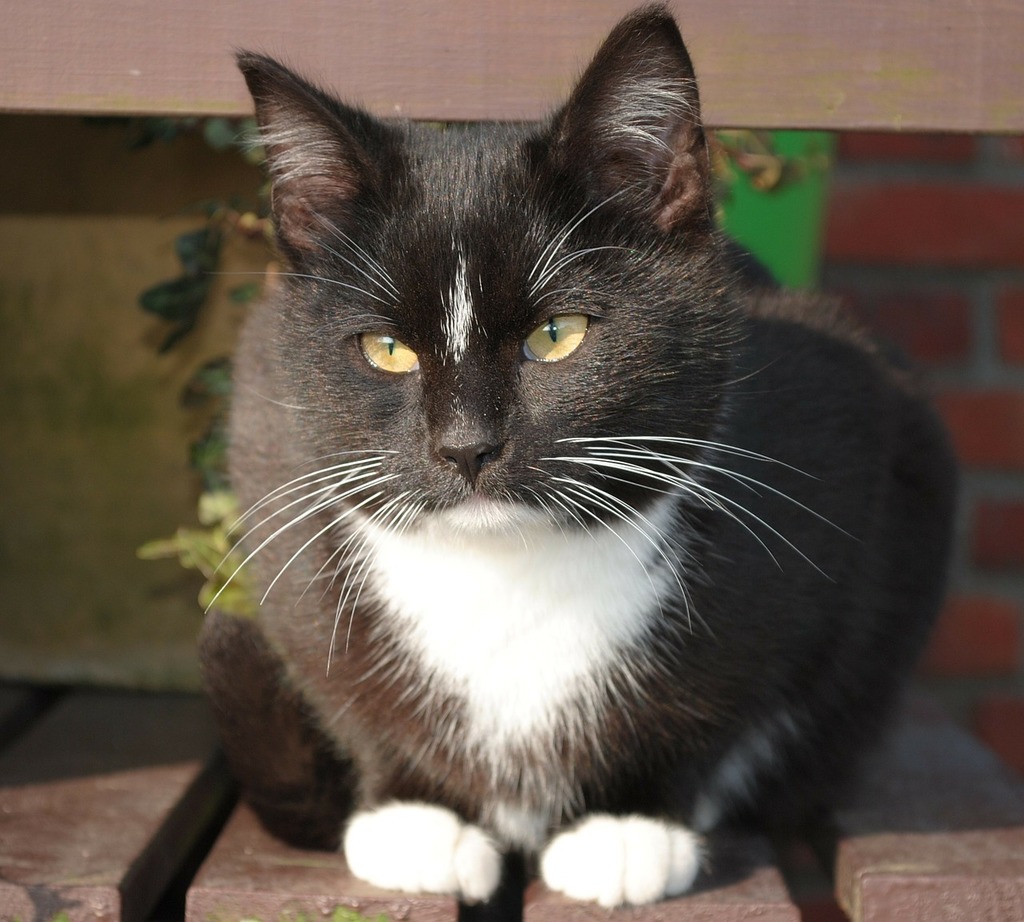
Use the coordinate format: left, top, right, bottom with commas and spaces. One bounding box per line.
524, 314, 589, 362
360, 333, 419, 374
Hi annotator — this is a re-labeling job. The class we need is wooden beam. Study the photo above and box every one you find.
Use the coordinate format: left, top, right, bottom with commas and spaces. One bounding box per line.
3, 1, 1022, 131
524, 831, 800, 921
0, 692, 232, 922
833, 697, 1024, 922
187, 803, 460, 921
188, 803, 802, 921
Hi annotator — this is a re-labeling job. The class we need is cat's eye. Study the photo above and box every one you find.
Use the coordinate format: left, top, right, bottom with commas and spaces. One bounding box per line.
523, 314, 589, 363
360, 333, 419, 374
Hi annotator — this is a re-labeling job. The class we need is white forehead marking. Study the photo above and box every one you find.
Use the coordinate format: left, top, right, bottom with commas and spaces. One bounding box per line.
442, 245, 475, 363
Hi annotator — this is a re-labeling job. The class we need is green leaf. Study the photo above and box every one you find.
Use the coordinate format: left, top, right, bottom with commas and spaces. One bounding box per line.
127, 117, 192, 149
183, 358, 233, 404
140, 222, 223, 350
229, 281, 262, 303
203, 117, 240, 151
137, 491, 257, 617
136, 537, 185, 560
198, 490, 239, 526
158, 321, 198, 353
138, 275, 209, 321
189, 416, 229, 492
174, 226, 222, 275
235, 117, 266, 165
199, 580, 256, 617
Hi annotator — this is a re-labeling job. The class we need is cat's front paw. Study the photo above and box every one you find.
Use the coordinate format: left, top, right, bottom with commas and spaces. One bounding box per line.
540, 814, 702, 907
343, 802, 501, 903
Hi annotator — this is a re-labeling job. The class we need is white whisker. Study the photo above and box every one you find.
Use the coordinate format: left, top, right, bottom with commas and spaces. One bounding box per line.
224, 375, 320, 412
330, 494, 408, 667
549, 438, 837, 580
528, 190, 628, 296
313, 212, 401, 300
233, 455, 392, 531
585, 444, 846, 534
532, 245, 631, 296
260, 484, 395, 606
564, 455, 788, 568
273, 270, 393, 305
553, 478, 698, 630
217, 477, 391, 610
226, 471, 390, 573
557, 435, 815, 478
208, 467, 398, 612
329, 493, 427, 670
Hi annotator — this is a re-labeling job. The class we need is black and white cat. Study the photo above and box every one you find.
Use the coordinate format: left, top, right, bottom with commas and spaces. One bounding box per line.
200, 5, 957, 908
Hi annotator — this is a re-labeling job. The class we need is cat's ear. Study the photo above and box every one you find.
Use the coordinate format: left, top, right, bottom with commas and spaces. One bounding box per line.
237, 53, 392, 257
551, 7, 711, 234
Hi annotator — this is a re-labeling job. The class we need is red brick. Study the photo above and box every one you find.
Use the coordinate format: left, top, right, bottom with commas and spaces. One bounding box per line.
841, 290, 971, 363
935, 390, 1024, 468
972, 500, 1024, 569
919, 595, 1021, 676
973, 694, 1024, 775
838, 132, 976, 164
997, 288, 1024, 364
825, 183, 1024, 268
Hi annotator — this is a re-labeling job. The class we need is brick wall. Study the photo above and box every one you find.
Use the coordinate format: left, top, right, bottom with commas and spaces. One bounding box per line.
822, 132, 1024, 775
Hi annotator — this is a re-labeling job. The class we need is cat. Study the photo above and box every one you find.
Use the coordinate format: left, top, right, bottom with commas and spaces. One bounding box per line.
199, 4, 957, 909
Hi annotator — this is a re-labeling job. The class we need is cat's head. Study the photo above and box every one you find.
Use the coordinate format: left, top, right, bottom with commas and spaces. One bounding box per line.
238, 6, 739, 536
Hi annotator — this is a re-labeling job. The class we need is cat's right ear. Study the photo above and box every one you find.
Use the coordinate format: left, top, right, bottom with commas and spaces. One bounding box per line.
547, 7, 712, 235
236, 53, 391, 258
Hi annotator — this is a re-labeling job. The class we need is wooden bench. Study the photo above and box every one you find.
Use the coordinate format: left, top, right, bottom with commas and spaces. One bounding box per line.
3, 0, 1022, 131
2, 686, 1023, 921
3, 2, 1023, 920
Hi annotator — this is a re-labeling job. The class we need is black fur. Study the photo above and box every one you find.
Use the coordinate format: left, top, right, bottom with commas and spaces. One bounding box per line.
201, 5, 957, 904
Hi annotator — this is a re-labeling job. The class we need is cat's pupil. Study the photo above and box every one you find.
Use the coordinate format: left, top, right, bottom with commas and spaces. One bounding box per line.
385, 337, 396, 355
545, 320, 559, 343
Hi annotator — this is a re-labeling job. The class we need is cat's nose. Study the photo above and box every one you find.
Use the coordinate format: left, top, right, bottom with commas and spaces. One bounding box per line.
438, 442, 501, 487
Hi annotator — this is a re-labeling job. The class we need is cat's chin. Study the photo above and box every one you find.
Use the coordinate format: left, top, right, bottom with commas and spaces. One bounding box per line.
430, 495, 554, 536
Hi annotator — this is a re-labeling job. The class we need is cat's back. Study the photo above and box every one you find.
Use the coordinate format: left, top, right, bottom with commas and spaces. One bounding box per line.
712, 285, 957, 643
736, 286, 939, 433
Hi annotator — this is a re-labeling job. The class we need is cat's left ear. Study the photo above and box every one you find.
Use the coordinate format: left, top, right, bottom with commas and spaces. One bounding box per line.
236, 52, 395, 259
550, 7, 711, 234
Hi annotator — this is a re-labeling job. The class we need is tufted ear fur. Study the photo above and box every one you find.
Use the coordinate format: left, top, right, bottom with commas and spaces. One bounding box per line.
550, 6, 711, 234
237, 52, 399, 260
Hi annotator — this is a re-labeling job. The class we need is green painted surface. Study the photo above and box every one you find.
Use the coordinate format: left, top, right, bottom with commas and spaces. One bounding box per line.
718, 131, 835, 288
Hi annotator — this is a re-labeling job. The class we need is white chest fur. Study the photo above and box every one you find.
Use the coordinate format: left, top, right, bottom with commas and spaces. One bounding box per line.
360, 496, 681, 751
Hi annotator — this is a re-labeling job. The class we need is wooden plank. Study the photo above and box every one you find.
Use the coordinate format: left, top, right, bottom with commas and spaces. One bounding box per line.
523, 830, 800, 921
834, 698, 1024, 922
187, 802, 458, 921
0, 691, 232, 922
2, 0, 1022, 131
191, 807, 797, 922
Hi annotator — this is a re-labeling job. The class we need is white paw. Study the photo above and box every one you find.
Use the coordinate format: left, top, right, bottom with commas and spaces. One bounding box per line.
343, 802, 502, 903
540, 814, 702, 907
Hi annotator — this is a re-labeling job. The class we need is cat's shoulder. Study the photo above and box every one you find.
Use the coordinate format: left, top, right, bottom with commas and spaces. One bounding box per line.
741, 287, 865, 345
736, 286, 928, 403
739, 286, 898, 367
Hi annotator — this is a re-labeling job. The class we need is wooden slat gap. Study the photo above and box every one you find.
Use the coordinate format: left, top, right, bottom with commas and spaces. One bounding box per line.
0, 684, 61, 753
